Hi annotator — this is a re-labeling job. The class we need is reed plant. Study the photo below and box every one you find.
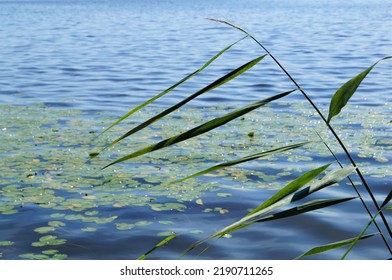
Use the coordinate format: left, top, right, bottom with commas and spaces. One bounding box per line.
92, 20, 392, 259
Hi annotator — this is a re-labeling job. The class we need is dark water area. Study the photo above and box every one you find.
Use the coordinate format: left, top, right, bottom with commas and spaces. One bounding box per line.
0, 0, 391, 260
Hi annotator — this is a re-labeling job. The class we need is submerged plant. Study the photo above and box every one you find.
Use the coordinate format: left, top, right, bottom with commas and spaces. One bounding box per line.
92, 20, 392, 259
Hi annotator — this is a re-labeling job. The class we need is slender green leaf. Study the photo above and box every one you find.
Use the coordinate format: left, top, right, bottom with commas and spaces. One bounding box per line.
95, 55, 267, 158
327, 56, 392, 123
247, 163, 331, 216
184, 166, 355, 255
173, 142, 310, 183
295, 233, 378, 260
256, 197, 356, 222
101, 90, 294, 169
137, 233, 177, 260
209, 165, 354, 238
98, 36, 248, 137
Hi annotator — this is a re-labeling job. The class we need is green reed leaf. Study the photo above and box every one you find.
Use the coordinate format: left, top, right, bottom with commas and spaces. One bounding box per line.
247, 163, 331, 216
173, 142, 310, 183
95, 55, 267, 158
101, 90, 293, 169
97, 36, 248, 139
210, 165, 354, 238
256, 197, 356, 222
137, 232, 177, 260
183, 165, 355, 255
295, 233, 378, 260
327, 56, 392, 123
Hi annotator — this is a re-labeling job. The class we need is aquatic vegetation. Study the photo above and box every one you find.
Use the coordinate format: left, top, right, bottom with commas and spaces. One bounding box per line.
94, 19, 392, 259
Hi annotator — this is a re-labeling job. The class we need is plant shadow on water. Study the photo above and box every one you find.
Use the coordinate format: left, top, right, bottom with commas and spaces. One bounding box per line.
1, 19, 392, 259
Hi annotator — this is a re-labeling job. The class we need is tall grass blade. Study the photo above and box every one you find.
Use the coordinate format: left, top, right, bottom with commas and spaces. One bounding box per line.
327, 56, 392, 123
256, 197, 356, 222
183, 166, 355, 255
137, 233, 177, 260
294, 233, 378, 260
216, 166, 354, 234
173, 141, 310, 183
247, 163, 332, 216
98, 36, 248, 138
101, 90, 294, 170
216, 166, 354, 235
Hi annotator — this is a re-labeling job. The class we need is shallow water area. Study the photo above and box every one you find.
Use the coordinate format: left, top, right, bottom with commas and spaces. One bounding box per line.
0, 0, 391, 260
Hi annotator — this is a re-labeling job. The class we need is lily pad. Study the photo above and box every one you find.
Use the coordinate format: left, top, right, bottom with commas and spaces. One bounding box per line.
150, 202, 186, 212
19, 253, 50, 260
42, 249, 59, 255
0, 241, 14, 246
135, 221, 153, 227
34, 226, 56, 234
115, 223, 135, 230
81, 227, 97, 232
48, 221, 66, 227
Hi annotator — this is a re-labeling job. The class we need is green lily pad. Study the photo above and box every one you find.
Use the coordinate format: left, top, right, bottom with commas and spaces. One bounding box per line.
115, 223, 135, 230
150, 202, 186, 212
48, 221, 66, 227
0, 241, 14, 246
135, 221, 153, 227
42, 249, 59, 255
19, 253, 50, 260
52, 254, 68, 260
81, 227, 97, 232
216, 192, 232, 198
34, 226, 56, 234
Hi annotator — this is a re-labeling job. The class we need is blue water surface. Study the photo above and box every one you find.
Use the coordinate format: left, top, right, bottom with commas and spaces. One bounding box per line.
0, 0, 391, 260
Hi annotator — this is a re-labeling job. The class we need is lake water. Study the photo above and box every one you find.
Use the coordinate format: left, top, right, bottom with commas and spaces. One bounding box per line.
0, 0, 391, 260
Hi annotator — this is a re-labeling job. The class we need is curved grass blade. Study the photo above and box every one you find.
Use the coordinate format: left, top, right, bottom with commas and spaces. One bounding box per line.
93, 55, 267, 158
183, 166, 355, 255
173, 142, 310, 183
327, 56, 392, 123
137, 232, 177, 260
294, 233, 378, 260
214, 166, 354, 234
101, 90, 294, 170
98, 36, 248, 138
256, 197, 356, 222
247, 163, 332, 216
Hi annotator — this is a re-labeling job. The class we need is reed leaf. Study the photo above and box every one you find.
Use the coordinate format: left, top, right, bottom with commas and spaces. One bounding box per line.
173, 141, 310, 183
183, 166, 355, 255
294, 233, 378, 260
137, 233, 177, 260
97, 36, 247, 138
101, 90, 294, 169
209, 165, 354, 237
327, 56, 392, 123
247, 163, 331, 216
94, 55, 267, 158
256, 197, 356, 222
